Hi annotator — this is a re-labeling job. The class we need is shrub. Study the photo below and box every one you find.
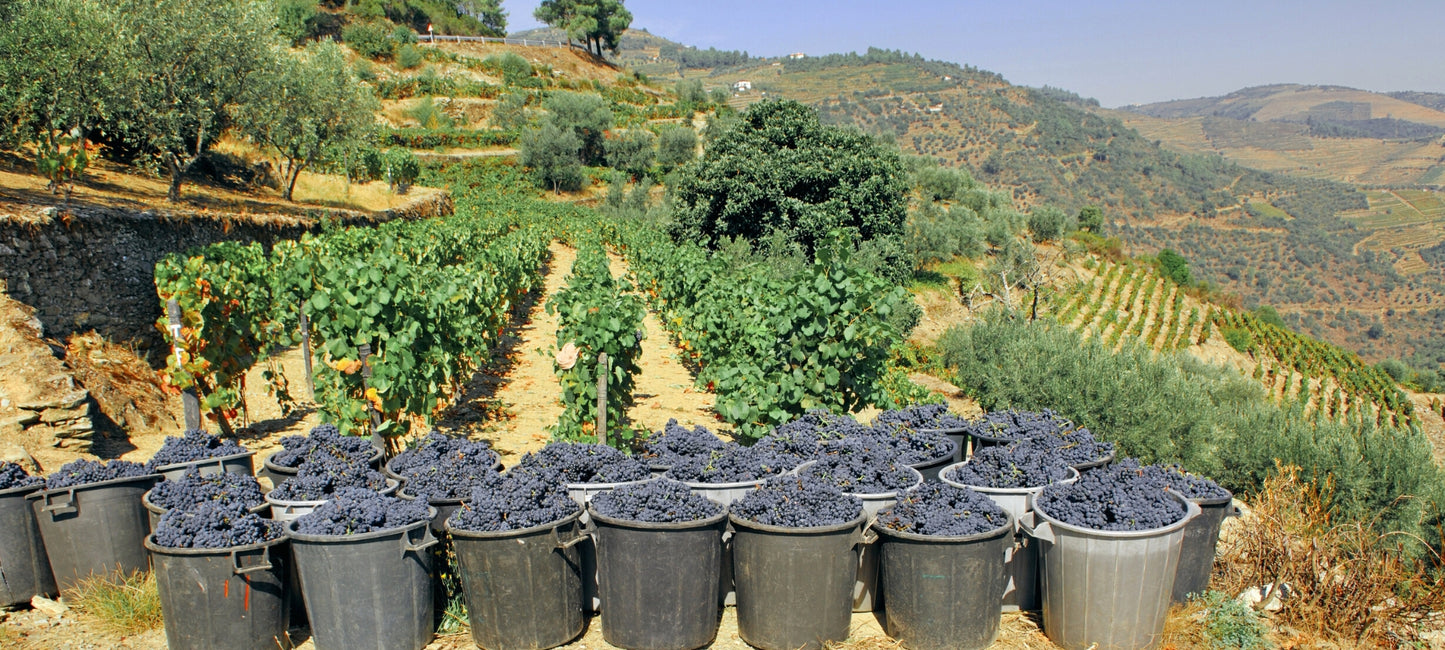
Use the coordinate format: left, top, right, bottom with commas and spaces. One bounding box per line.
1221, 325, 1254, 354
603, 129, 656, 179
483, 52, 532, 84
384, 147, 420, 193
656, 126, 697, 168
396, 43, 423, 69
342, 21, 393, 60
1027, 205, 1072, 242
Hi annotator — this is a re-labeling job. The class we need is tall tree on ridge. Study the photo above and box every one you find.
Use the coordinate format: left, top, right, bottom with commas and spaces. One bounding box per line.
534, 0, 632, 57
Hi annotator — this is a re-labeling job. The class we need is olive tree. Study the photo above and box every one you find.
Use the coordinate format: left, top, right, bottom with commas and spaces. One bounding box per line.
237, 42, 379, 201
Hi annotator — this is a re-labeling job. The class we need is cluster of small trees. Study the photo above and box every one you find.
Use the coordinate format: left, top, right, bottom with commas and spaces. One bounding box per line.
520, 92, 697, 193
533, 0, 633, 56
0, 0, 380, 202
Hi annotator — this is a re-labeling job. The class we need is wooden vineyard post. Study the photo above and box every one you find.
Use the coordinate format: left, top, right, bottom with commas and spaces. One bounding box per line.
166, 299, 202, 431
358, 343, 384, 452
596, 352, 608, 447
299, 309, 315, 397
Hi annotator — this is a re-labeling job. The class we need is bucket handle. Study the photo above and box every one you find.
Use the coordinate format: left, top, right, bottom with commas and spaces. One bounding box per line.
552, 523, 591, 550
401, 530, 439, 557
41, 488, 78, 517
231, 547, 274, 576
1019, 511, 1054, 544
853, 526, 878, 548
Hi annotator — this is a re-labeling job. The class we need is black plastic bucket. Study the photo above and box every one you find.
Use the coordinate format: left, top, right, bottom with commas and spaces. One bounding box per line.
874, 514, 1014, 650
142, 489, 270, 533
1171, 491, 1233, 603
287, 510, 438, 650
144, 534, 291, 650
260, 447, 382, 489
916, 426, 968, 463
0, 484, 56, 606
729, 512, 868, 650
447, 511, 587, 650
588, 503, 727, 650
153, 450, 257, 482
908, 446, 956, 482
27, 473, 160, 591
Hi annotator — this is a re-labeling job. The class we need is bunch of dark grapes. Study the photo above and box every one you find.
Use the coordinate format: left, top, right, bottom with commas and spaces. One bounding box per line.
270, 424, 375, 469
848, 422, 956, 465
45, 458, 151, 490
944, 444, 1072, 489
0, 461, 42, 490
268, 454, 387, 501
1113, 458, 1230, 501
873, 404, 970, 431
641, 419, 725, 466
448, 467, 580, 532
1034, 464, 1187, 531
752, 427, 821, 469
153, 501, 283, 549
1008, 429, 1114, 467
590, 478, 722, 523
665, 443, 788, 483
293, 487, 432, 536
877, 483, 1008, 536
516, 442, 650, 484
149, 468, 265, 512
389, 432, 503, 501
146, 429, 248, 469
805, 439, 919, 494
962, 409, 1078, 443
730, 474, 863, 528
774, 409, 874, 442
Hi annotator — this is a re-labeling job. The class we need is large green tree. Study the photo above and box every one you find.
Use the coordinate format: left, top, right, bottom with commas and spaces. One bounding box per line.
534, 0, 632, 56
543, 92, 612, 165
458, 0, 507, 36
0, 0, 125, 150
669, 99, 910, 259
237, 42, 379, 201
114, 0, 278, 201
519, 122, 584, 193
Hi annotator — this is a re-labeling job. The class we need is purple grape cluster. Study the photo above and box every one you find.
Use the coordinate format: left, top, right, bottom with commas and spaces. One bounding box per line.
1034, 464, 1187, 531
873, 404, 969, 431
146, 429, 248, 469
293, 487, 432, 536
153, 501, 283, 549
849, 423, 956, 465
642, 419, 725, 466
1113, 458, 1230, 501
516, 442, 650, 484
268, 454, 387, 501
962, 409, 1078, 443
665, 443, 788, 483
944, 444, 1072, 489
805, 439, 919, 494
730, 474, 863, 528
877, 483, 1008, 537
590, 478, 722, 523
752, 427, 821, 469
44, 459, 151, 489
389, 432, 502, 500
271, 424, 375, 469
149, 469, 266, 512
0, 462, 42, 491
1008, 428, 1114, 467
448, 468, 580, 532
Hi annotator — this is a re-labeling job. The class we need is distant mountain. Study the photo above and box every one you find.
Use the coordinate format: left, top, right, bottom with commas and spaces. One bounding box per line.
1123, 84, 1445, 130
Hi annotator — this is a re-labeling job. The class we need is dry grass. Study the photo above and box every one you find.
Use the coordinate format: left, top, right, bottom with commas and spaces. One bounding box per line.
68, 570, 164, 636
1215, 465, 1445, 646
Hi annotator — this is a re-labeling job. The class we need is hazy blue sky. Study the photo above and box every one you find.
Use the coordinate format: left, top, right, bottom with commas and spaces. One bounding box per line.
500, 0, 1445, 107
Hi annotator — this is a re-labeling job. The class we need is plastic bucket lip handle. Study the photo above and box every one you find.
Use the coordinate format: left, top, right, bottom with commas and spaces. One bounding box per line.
231, 546, 274, 575
41, 488, 77, 516
552, 522, 591, 550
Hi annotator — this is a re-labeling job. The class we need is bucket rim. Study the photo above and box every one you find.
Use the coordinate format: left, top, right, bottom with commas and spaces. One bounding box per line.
797, 463, 924, 497
0, 482, 44, 498
1033, 489, 1199, 539
1069, 448, 1116, 471
869, 509, 1014, 543
587, 498, 728, 531
445, 507, 583, 539
938, 462, 1079, 495
668, 471, 781, 489
911, 424, 969, 436
727, 508, 867, 535
1189, 489, 1234, 507
151, 449, 257, 475
904, 441, 957, 469
25, 472, 162, 499
143, 530, 289, 556
285, 505, 437, 543
565, 477, 654, 491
